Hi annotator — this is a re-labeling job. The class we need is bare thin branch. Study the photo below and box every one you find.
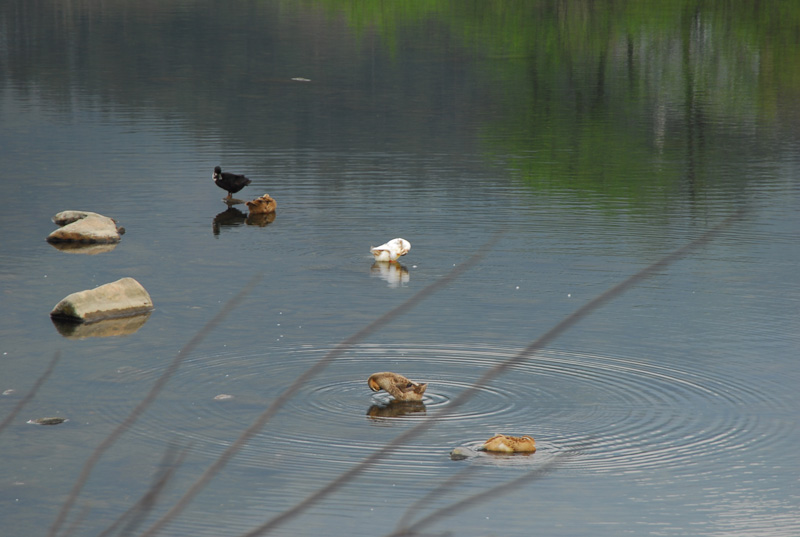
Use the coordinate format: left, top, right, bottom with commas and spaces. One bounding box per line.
58, 504, 91, 537
388, 456, 560, 537
0, 351, 60, 434
398, 467, 476, 529
136, 233, 503, 537
389, 437, 593, 536
47, 274, 263, 537
241, 209, 744, 536
97, 443, 191, 537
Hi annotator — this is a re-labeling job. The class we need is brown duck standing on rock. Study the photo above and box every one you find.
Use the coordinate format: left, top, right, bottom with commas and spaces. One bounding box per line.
213, 166, 252, 200
367, 372, 427, 402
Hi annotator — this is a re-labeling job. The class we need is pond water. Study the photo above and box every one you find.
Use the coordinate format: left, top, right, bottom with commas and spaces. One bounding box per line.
1, 1, 799, 536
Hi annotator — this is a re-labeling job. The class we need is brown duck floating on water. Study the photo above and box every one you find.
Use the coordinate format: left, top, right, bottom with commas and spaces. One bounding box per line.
213, 166, 252, 199
245, 193, 277, 214
367, 372, 427, 402
481, 434, 536, 453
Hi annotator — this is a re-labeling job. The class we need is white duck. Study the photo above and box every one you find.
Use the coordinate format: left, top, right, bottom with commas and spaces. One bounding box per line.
370, 238, 411, 262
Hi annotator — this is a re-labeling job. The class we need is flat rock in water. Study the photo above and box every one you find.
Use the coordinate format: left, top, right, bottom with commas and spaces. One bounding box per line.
50, 277, 154, 323
47, 211, 122, 244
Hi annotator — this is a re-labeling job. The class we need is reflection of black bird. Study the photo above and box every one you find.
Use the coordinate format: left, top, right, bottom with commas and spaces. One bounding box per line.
213, 166, 251, 199
212, 207, 247, 236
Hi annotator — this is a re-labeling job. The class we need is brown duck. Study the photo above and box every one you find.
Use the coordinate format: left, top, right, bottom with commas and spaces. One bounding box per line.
481, 434, 536, 453
245, 193, 277, 214
367, 372, 427, 402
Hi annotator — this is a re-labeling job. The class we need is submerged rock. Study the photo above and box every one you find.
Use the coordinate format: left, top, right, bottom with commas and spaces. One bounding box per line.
47, 211, 124, 244
449, 446, 478, 460
50, 277, 154, 323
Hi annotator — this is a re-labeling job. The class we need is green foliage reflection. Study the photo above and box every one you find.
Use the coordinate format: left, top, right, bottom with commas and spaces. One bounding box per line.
315, 0, 800, 203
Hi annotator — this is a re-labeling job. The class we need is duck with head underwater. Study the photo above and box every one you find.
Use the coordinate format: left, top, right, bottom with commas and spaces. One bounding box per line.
481, 434, 536, 453
370, 238, 411, 263
367, 372, 427, 402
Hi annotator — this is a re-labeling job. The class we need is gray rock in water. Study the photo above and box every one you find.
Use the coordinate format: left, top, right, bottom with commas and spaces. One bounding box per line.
52, 210, 104, 226
47, 211, 123, 244
50, 277, 154, 323
449, 446, 478, 460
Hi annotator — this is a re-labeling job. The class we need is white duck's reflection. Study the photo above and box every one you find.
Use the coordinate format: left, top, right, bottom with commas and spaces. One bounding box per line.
370, 261, 410, 287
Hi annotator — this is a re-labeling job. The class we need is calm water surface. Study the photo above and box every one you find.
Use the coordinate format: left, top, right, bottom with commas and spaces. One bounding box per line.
1, 1, 798, 536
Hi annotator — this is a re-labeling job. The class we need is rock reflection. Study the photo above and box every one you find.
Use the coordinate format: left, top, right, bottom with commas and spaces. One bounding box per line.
51, 312, 151, 339
370, 261, 410, 287
212, 207, 247, 235
47, 242, 118, 254
366, 400, 426, 420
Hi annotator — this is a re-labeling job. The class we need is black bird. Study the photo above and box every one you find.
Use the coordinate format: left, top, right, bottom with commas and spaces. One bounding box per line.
213, 166, 252, 199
